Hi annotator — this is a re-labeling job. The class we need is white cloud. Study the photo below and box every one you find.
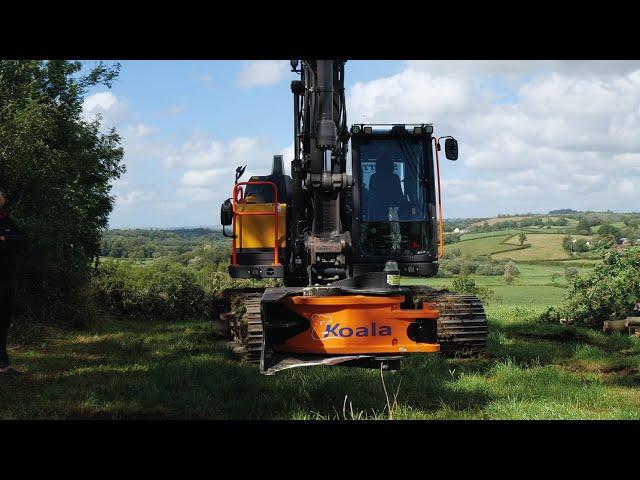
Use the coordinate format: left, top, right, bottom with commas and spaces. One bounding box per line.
165, 103, 187, 115
180, 168, 228, 188
84, 91, 118, 111
280, 143, 295, 162
451, 193, 479, 203
406, 60, 640, 77
82, 91, 131, 128
349, 69, 482, 124
127, 123, 155, 138
165, 136, 224, 169
618, 180, 635, 195
237, 60, 289, 87
347, 60, 640, 217
167, 132, 291, 205
118, 190, 154, 206
176, 187, 218, 203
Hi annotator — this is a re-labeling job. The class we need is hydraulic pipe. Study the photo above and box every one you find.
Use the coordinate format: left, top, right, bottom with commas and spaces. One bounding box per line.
315, 60, 337, 150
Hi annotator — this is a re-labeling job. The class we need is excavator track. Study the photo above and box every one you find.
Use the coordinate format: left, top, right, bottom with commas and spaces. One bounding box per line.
215, 287, 487, 363
408, 288, 488, 357
216, 289, 265, 363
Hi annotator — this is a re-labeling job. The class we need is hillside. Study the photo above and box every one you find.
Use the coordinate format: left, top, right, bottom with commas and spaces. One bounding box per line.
468, 215, 571, 228
493, 233, 593, 261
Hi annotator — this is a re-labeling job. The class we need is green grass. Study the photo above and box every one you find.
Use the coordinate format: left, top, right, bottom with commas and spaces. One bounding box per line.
405, 278, 566, 306
592, 222, 627, 232
452, 234, 524, 257
493, 233, 593, 261
3, 305, 640, 420
0, 227, 615, 420
403, 261, 598, 307
459, 230, 521, 241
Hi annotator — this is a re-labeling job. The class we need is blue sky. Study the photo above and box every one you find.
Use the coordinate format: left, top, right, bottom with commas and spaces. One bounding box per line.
82, 60, 640, 228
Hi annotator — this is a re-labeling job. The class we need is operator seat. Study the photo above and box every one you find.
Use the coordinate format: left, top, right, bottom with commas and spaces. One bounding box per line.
368, 159, 404, 220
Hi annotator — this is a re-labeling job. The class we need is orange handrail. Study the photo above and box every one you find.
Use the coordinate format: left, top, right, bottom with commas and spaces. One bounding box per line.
432, 137, 444, 259
231, 181, 280, 266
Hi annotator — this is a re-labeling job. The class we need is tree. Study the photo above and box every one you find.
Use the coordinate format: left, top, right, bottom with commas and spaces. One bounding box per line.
0, 60, 125, 324
598, 223, 622, 239
561, 247, 640, 327
573, 239, 590, 253
593, 234, 616, 251
575, 219, 593, 235
518, 231, 527, 246
503, 260, 519, 285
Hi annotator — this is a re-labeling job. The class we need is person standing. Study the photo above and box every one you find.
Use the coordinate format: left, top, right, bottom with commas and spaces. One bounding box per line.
0, 186, 25, 373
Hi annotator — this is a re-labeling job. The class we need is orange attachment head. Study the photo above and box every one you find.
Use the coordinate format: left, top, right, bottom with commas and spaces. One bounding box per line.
273, 295, 440, 355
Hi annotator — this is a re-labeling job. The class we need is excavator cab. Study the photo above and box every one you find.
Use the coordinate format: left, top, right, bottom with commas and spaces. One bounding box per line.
350, 124, 440, 278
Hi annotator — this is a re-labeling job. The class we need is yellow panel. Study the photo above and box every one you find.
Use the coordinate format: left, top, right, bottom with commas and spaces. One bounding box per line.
235, 203, 286, 249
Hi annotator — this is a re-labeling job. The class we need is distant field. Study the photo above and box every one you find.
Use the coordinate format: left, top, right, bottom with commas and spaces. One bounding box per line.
592, 222, 627, 232
469, 215, 569, 227
493, 234, 593, 261
452, 234, 524, 257
403, 262, 573, 306
460, 230, 521, 241
402, 261, 597, 307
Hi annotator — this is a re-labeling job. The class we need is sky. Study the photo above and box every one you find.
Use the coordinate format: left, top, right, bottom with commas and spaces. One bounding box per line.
80, 60, 640, 228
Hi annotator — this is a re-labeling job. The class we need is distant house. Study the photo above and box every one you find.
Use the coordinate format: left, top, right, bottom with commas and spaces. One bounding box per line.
454, 227, 460, 233
635, 239, 640, 246
621, 238, 632, 246
618, 237, 628, 246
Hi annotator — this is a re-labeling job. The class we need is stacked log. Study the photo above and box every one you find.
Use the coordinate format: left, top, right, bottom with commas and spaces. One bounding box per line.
627, 317, 640, 336
602, 317, 640, 335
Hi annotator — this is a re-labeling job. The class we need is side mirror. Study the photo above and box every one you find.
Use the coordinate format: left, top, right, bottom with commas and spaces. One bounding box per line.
444, 138, 458, 161
220, 198, 233, 226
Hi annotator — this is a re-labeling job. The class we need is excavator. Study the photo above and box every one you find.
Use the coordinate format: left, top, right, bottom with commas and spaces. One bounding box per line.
216, 60, 487, 375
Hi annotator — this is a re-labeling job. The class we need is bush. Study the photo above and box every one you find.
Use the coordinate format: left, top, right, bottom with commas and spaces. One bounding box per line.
451, 274, 496, 304
1, 60, 125, 325
564, 267, 578, 281
476, 263, 505, 276
443, 248, 462, 259
93, 259, 209, 322
557, 247, 640, 327
503, 260, 519, 284
444, 232, 462, 244
504, 260, 519, 276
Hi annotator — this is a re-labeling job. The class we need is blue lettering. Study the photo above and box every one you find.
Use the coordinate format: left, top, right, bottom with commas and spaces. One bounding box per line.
323, 322, 392, 338
379, 326, 392, 336
355, 327, 368, 337
339, 327, 353, 337
324, 323, 340, 338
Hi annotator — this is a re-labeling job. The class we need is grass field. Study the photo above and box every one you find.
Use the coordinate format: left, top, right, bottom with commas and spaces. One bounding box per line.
453, 234, 524, 257
468, 215, 576, 227
1, 223, 619, 420
2, 306, 640, 420
493, 234, 593, 261
404, 263, 572, 306
592, 222, 627, 232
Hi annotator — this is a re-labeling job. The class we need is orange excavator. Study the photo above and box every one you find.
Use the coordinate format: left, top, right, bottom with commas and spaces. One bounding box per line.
216, 60, 487, 374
